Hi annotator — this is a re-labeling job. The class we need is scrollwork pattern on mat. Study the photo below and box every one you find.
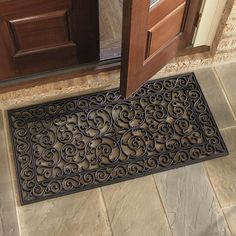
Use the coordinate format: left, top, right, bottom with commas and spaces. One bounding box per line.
8, 73, 228, 204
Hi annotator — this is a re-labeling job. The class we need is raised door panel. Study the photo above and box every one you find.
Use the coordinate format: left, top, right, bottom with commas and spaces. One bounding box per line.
148, 0, 185, 26
146, 2, 186, 57
0, 0, 99, 81
9, 10, 72, 52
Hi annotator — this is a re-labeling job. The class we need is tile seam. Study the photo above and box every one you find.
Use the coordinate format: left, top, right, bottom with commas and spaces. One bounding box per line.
1, 111, 21, 236
99, 188, 115, 236
202, 163, 233, 235
152, 175, 174, 236
213, 66, 236, 121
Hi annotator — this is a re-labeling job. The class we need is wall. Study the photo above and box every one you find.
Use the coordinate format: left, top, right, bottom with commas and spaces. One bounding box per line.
194, 0, 228, 46
161, 0, 236, 73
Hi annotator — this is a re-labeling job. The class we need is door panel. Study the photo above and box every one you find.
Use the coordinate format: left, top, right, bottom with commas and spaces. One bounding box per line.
120, 0, 202, 97
149, 0, 185, 26
0, 0, 99, 81
9, 10, 71, 52
146, 2, 186, 57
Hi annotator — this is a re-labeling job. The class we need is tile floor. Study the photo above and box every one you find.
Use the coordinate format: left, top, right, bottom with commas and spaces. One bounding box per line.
0, 62, 236, 236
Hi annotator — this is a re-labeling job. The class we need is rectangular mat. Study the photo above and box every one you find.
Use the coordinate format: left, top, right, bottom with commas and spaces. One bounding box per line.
8, 73, 228, 204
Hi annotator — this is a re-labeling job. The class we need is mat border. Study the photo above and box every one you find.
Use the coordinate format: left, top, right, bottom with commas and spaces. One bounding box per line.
7, 72, 229, 205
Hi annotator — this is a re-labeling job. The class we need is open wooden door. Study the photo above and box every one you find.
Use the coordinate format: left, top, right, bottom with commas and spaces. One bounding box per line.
120, 0, 202, 97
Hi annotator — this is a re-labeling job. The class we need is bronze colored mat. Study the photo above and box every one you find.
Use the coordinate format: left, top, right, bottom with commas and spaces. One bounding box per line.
8, 73, 228, 205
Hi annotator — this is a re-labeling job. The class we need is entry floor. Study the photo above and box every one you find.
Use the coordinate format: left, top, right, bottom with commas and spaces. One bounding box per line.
0, 62, 236, 236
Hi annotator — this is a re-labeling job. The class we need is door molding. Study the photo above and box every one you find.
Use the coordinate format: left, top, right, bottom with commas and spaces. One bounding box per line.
194, 0, 227, 47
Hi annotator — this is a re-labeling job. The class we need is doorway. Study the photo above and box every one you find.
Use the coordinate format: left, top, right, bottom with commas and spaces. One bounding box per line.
99, 0, 123, 60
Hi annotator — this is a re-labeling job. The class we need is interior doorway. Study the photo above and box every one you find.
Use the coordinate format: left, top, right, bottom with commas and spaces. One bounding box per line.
99, 0, 123, 60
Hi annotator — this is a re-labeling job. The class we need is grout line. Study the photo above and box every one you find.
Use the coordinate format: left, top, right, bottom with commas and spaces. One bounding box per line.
99, 188, 115, 236
1, 110, 22, 236
220, 124, 236, 131
152, 175, 174, 236
202, 163, 233, 235
221, 210, 233, 236
222, 203, 236, 210
212, 67, 236, 121
202, 163, 224, 208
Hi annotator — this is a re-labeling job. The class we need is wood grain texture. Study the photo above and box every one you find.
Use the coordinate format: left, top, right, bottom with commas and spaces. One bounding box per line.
102, 176, 172, 236
9, 10, 70, 52
0, 22, 19, 80
154, 164, 231, 236
71, 0, 100, 64
0, 0, 100, 81
147, 3, 186, 57
148, 0, 185, 28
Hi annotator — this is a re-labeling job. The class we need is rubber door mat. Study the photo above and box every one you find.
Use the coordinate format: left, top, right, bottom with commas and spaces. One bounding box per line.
8, 73, 228, 204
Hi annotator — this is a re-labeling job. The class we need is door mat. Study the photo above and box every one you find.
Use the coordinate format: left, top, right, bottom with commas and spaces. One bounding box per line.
8, 73, 228, 205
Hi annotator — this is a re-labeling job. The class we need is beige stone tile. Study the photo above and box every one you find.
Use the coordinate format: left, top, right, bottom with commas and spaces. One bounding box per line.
205, 127, 236, 207
223, 205, 236, 235
102, 176, 172, 236
0, 111, 19, 236
18, 189, 112, 236
0, 195, 18, 236
215, 62, 236, 115
194, 67, 236, 129
154, 164, 231, 236
0, 217, 3, 236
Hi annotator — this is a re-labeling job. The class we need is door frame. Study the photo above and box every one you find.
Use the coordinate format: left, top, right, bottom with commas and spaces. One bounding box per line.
193, 0, 227, 47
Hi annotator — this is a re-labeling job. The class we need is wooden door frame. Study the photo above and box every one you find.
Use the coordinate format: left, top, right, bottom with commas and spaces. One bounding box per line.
120, 0, 203, 97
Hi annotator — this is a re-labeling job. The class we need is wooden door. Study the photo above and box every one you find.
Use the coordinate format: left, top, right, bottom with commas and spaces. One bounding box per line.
0, 0, 99, 81
120, 0, 202, 97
